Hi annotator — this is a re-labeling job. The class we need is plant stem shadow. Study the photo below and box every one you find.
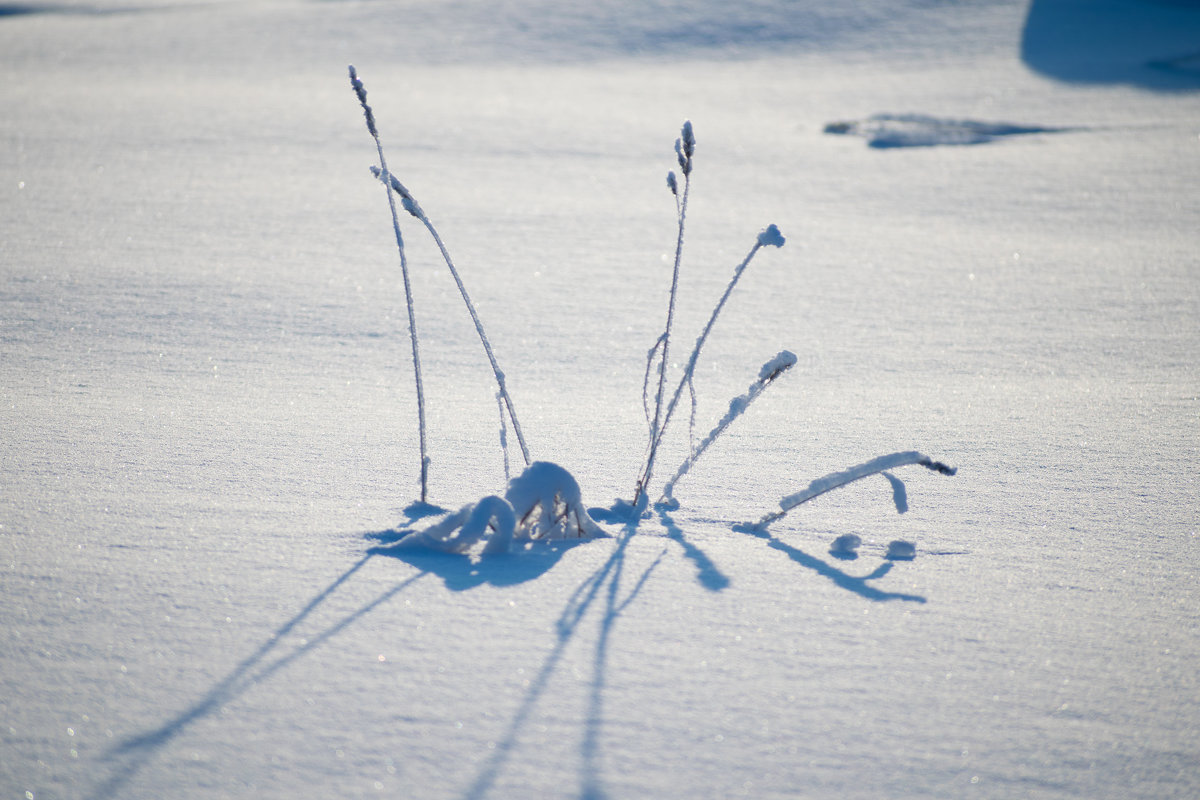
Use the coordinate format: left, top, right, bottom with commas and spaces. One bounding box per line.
738, 526, 926, 604
90, 554, 423, 799
368, 537, 587, 590
655, 505, 729, 591
458, 519, 662, 800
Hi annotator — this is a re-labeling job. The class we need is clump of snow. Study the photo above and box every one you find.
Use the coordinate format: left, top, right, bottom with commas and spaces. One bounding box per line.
757, 348, 797, 381
885, 540, 917, 560
504, 461, 607, 541
392, 462, 606, 555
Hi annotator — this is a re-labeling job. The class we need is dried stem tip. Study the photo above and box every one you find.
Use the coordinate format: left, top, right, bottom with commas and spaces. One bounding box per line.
348, 65, 378, 137
674, 120, 696, 175
681, 120, 695, 157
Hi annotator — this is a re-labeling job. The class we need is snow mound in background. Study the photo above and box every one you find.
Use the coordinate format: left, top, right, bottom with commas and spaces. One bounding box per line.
824, 113, 1074, 148
391, 462, 607, 555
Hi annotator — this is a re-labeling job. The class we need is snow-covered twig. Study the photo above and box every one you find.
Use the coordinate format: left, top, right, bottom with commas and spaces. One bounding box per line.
745, 451, 957, 531
349, 65, 430, 502
659, 350, 796, 505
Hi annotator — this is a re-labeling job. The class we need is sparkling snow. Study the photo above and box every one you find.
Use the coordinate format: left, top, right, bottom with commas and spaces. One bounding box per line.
2, 1, 1198, 798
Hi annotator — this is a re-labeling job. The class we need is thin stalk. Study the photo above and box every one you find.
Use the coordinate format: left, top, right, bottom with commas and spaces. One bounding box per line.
652, 240, 763, 463
634, 157, 691, 506
496, 391, 511, 483
637, 223, 785, 504
372, 166, 532, 466
659, 350, 795, 505
349, 65, 429, 502
414, 211, 532, 466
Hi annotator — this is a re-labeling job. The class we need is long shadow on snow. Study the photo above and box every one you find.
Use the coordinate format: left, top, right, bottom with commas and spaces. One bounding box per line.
454, 522, 663, 800
654, 505, 730, 591
736, 524, 926, 604
90, 554, 424, 800
367, 537, 588, 590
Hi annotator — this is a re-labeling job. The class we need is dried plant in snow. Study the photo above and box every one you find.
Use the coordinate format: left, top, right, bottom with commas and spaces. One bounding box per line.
347, 69, 957, 553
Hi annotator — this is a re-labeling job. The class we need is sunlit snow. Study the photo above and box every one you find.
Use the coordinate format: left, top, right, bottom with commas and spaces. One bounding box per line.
3, 1, 1198, 799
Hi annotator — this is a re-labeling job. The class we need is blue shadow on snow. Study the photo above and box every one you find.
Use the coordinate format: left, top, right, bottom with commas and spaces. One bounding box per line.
1021, 0, 1200, 90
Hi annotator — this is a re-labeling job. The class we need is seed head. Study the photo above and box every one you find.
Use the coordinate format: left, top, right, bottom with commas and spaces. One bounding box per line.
348, 65, 377, 137
681, 120, 695, 157
667, 171, 678, 196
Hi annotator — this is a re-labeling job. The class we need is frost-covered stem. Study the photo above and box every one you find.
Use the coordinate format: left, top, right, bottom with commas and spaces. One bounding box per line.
638, 223, 785, 504
641, 333, 667, 436
416, 212, 531, 466
653, 239, 764, 457
660, 350, 796, 504
349, 65, 429, 502
372, 167, 532, 467
635, 123, 694, 506
496, 391, 511, 483
748, 451, 957, 531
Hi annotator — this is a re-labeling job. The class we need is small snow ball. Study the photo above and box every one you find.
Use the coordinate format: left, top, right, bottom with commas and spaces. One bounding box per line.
829, 533, 862, 560
885, 540, 917, 561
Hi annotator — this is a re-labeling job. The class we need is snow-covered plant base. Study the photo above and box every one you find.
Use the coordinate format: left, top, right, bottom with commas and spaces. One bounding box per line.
390, 461, 606, 554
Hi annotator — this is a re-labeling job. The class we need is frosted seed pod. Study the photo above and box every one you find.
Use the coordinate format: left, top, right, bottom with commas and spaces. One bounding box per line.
681, 120, 695, 157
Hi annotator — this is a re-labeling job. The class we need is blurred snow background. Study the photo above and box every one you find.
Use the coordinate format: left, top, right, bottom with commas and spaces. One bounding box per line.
2, 0, 1198, 798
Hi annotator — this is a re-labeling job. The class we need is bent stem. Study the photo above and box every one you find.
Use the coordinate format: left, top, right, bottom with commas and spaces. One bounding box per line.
372, 166, 532, 467
642, 224, 786, 502
349, 65, 430, 502
746, 451, 957, 531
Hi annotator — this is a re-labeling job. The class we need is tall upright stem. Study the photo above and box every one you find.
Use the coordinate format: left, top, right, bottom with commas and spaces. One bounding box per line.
350, 66, 429, 502
634, 172, 690, 506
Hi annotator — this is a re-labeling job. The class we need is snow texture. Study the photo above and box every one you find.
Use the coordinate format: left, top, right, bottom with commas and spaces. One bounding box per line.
3, 1, 1200, 799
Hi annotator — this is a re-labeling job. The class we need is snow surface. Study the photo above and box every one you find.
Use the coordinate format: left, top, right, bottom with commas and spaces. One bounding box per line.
3, 0, 1199, 798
